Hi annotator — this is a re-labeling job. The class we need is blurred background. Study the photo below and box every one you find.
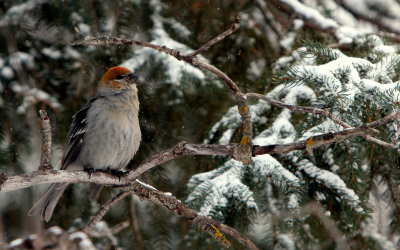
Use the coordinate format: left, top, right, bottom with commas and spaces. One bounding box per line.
1, 0, 400, 249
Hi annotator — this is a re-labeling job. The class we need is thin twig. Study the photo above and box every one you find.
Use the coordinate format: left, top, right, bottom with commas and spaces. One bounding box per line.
84, 191, 130, 231
186, 17, 240, 57
246, 93, 397, 148
38, 110, 53, 170
88, 220, 130, 237
129, 198, 143, 249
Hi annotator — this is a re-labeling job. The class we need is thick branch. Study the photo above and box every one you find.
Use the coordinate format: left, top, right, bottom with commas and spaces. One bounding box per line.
38, 110, 53, 171
2, 109, 398, 193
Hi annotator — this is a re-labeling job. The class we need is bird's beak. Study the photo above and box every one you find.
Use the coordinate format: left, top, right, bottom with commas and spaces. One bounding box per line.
125, 73, 139, 83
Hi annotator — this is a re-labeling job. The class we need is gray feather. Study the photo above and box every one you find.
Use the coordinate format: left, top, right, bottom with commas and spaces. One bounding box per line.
29, 81, 141, 221
28, 183, 68, 222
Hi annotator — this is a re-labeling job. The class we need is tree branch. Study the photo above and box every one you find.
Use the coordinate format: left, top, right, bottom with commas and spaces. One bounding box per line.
246, 92, 397, 148
84, 191, 130, 231
83, 180, 257, 249
38, 109, 53, 171
72, 21, 253, 165
2, 109, 398, 193
186, 17, 240, 57
126, 181, 258, 249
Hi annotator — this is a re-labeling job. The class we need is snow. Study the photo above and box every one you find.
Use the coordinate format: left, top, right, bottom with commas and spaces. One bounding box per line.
78, 23, 91, 35
163, 17, 192, 38
298, 159, 364, 213
121, 0, 206, 86
48, 226, 63, 235
136, 179, 157, 190
280, 0, 338, 30
218, 128, 235, 145
287, 193, 299, 209
42, 47, 62, 60
64, 47, 81, 59
69, 232, 96, 250
10, 51, 35, 69
0, 0, 46, 27
10, 83, 62, 113
335, 26, 372, 45
252, 154, 300, 186
197, 36, 400, 220
1, 66, 14, 79
362, 176, 395, 249
276, 234, 295, 250
186, 159, 258, 216
9, 238, 24, 247
280, 19, 304, 50
247, 58, 266, 80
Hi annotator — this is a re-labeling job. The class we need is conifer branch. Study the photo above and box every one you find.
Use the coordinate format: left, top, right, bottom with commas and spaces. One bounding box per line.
246, 93, 397, 148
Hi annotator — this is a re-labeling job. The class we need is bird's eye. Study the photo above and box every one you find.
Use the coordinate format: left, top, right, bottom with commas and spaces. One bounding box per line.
115, 75, 124, 80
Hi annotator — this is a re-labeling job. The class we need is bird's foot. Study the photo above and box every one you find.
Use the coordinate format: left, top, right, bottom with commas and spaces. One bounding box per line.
84, 165, 96, 178
108, 168, 127, 181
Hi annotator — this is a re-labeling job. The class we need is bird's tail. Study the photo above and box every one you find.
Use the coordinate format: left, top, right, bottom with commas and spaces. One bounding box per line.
28, 183, 68, 222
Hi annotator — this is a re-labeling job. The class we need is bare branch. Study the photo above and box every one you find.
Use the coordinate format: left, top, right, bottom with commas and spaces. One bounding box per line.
127, 142, 234, 178
246, 92, 352, 128
126, 181, 259, 249
186, 17, 240, 57
88, 220, 130, 237
1, 109, 399, 193
246, 93, 397, 148
85, 179, 256, 248
38, 109, 53, 171
367, 110, 400, 128
253, 126, 376, 155
129, 198, 143, 249
84, 191, 130, 231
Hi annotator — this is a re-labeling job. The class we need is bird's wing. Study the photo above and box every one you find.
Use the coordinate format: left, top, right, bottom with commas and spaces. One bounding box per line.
61, 97, 99, 169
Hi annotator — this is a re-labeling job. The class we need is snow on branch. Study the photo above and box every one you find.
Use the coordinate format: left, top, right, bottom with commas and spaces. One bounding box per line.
268, 0, 400, 44
246, 93, 395, 148
297, 159, 364, 213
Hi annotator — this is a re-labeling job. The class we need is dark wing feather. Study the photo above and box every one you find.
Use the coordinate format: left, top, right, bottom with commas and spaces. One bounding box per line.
61, 97, 98, 169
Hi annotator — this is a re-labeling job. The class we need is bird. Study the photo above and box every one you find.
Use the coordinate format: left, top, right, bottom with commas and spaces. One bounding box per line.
29, 66, 142, 222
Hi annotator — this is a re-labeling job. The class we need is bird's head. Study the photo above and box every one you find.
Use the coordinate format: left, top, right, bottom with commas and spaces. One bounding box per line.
98, 66, 139, 92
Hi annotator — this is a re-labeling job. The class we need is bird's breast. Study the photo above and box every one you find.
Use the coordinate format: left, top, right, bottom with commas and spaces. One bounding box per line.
78, 97, 141, 170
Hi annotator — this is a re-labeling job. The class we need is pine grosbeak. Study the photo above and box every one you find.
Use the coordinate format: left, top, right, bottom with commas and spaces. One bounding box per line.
29, 66, 141, 222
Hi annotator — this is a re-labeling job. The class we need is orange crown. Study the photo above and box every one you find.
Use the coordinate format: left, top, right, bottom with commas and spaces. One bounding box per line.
100, 66, 132, 83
